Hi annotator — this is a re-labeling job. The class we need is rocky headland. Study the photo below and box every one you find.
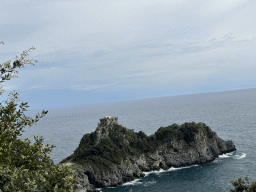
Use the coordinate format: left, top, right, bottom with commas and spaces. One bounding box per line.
57, 118, 236, 192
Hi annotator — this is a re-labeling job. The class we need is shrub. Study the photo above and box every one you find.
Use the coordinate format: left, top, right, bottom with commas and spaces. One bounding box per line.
0, 42, 77, 191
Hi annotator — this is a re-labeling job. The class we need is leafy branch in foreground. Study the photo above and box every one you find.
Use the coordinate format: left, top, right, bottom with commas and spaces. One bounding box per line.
0, 41, 78, 191
230, 176, 256, 192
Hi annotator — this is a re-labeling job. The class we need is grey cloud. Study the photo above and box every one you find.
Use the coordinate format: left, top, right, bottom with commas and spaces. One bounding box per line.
1, 0, 256, 95
90, 50, 109, 58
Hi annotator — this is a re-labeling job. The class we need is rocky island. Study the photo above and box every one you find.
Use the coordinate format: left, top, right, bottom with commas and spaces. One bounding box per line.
57, 116, 236, 192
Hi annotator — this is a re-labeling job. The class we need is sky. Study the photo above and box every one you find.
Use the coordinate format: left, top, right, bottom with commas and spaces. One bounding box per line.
0, 0, 256, 111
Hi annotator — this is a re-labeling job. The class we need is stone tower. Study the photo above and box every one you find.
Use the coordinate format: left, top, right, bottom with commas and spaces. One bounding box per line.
95, 116, 118, 144
98, 116, 118, 127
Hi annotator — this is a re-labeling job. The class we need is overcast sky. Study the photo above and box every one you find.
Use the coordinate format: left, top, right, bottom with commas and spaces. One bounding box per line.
1, 0, 255, 110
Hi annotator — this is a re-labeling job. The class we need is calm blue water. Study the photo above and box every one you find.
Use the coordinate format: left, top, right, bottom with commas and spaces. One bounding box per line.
22, 88, 256, 192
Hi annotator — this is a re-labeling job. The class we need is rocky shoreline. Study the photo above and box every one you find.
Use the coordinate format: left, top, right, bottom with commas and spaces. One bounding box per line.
57, 121, 236, 192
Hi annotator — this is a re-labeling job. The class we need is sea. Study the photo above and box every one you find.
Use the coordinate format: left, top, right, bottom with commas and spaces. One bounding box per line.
21, 88, 256, 192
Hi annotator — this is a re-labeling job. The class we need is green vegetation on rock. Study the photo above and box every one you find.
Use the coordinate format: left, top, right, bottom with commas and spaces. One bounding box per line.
60, 121, 218, 172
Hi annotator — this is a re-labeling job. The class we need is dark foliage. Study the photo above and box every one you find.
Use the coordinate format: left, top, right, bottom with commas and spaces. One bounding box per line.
230, 176, 256, 192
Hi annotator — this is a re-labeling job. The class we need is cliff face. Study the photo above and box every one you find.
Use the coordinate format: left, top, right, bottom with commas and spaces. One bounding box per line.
57, 122, 236, 192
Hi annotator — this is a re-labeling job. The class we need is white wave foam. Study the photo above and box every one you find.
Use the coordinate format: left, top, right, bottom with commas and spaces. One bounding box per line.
219, 152, 234, 158
143, 168, 168, 177
144, 168, 167, 176
143, 164, 199, 176
122, 178, 143, 186
168, 164, 198, 171
143, 172, 151, 177
234, 153, 246, 159
122, 176, 157, 187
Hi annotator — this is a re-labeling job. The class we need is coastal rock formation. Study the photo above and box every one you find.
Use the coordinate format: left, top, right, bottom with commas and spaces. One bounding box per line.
57, 119, 236, 192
